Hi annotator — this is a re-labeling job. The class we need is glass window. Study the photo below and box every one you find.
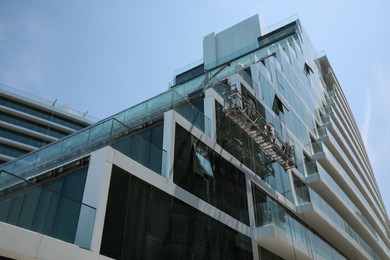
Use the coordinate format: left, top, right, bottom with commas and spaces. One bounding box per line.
193, 142, 214, 177
258, 245, 284, 260
272, 95, 284, 115
303, 63, 314, 76
252, 184, 345, 259
0, 113, 68, 138
0, 127, 50, 147
0, 96, 87, 130
111, 123, 164, 174
292, 175, 310, 204
174, 124, 249, 225
0, 144, 29, 158
0, 166, 88, 244
101, 165, 253, 260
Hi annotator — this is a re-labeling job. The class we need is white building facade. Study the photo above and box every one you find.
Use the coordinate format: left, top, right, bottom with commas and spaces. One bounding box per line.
0, 83, 96, 165
0, 15, 389, 260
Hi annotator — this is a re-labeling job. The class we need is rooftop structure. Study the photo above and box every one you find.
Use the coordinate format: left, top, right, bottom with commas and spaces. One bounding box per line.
0, 15, 389, 260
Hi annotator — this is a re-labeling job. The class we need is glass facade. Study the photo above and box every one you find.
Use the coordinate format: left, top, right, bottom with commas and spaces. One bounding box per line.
101, 165, 253, 260
0, 96, 87, 130
112, 123, 164, 174
0, 15, 389, 260
258, 246, 284, 260
0, 90, 93, 165
0, 127, 50, 148
0, 144, 29, 159
174, 124, 249, 225
0, 165, 94, 248
0, 113, 68, 139
252, 185, 346, 260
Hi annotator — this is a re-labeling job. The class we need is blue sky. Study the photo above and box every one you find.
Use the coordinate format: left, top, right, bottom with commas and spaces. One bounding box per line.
0, 1, 389, 217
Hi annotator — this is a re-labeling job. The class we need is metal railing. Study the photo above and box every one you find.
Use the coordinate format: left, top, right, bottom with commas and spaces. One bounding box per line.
222, 85, 295, 169
0, 169, 96, 249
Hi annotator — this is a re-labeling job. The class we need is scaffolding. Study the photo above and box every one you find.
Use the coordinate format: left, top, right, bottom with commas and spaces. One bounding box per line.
222, 86, 295, 170
219, 134, 275, 178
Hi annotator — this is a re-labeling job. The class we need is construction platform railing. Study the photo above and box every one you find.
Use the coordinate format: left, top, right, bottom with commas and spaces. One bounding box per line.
222, 86, 295, 170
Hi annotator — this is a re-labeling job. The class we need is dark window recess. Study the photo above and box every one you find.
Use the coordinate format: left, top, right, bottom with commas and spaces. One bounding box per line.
241, 87, 258, 119
303, 63, 314, 76
258, 21, 299, 50
100, 165, 253, 260
244, 67, 252, 79
272, 95, 286, 115
258, 245, 285, 260
174, 124, 250, 225
252, 185, 268, 227
174, 63, 205, 85
187, 89, 204, 103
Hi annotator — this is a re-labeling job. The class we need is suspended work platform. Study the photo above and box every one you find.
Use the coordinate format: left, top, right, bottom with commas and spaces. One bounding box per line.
223, 88, 295, 170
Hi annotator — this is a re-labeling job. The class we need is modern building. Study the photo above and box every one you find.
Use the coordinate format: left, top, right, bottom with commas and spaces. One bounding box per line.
0, 15, 389, 260
0, 83, 96, 165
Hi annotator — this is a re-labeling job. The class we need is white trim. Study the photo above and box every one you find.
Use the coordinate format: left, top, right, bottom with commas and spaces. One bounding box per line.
110, 146, 252, 237
76, 148, 114, 252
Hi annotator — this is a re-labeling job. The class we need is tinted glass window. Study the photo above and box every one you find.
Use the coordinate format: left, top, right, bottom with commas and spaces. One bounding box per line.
101, 165, 253, 260
0, 127, 50, 147
0, 96, 87, 130
111, 123, 164, 174
174, 124, 249, 225
0, 166, 88, 244
0, 113, 68, 138
0, 144, 29, 158
258, 245, 284, 260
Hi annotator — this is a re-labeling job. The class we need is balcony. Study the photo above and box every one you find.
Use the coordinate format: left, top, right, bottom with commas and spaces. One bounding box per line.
305, 162, 390, 259
322, 67, 337, 86
252, 198, 346, 260
296, 188, 380, 259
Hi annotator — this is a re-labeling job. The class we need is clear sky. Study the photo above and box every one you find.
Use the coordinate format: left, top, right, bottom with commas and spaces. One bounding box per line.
0, 1, 389, 217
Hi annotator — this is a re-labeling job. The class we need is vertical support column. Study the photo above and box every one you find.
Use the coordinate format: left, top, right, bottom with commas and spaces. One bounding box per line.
251, 63, 262, 100
204, 88, 216, 141
75, 147, 114, 252
162, 111, 176, 181
245, 173, 259, 260
288, 169, 298, 206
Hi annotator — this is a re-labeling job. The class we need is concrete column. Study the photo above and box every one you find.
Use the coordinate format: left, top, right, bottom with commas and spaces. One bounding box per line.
75, 147, 114, 252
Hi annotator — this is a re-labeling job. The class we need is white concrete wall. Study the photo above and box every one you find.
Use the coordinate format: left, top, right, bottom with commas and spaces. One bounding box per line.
203, 15, 261, 69
0, 222, 113, 260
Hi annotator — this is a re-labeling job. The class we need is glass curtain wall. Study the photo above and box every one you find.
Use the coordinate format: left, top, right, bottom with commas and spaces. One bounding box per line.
100, 165, 253, 260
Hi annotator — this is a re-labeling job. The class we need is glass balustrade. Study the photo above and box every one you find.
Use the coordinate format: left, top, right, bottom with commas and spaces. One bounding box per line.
305, 188, 380, 259
305, 161, 390, 255
253, 186, 345, 260
0, 87, 210, 187
0, 170, 95, 249
323, 135, 387, 235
